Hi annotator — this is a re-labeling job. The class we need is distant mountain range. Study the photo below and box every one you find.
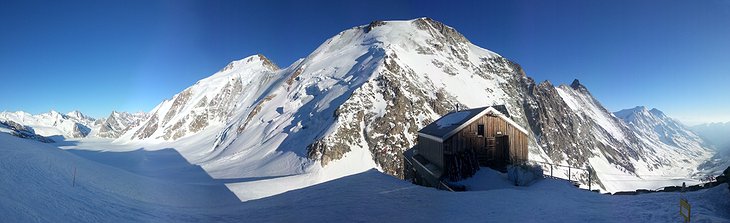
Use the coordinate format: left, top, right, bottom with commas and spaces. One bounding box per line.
690, 122, 730, 151
0, 18, 722, 192
0, 110, 147, 140
689, 122, 730, 174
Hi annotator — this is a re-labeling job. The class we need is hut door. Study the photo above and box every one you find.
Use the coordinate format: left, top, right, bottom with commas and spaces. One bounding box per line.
495, 135, 509, 165
476, 137, 495, 166
485, 137, 495, 160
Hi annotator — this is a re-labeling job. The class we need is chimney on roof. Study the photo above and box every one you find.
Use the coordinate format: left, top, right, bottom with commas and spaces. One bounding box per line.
456, 104, 460, 112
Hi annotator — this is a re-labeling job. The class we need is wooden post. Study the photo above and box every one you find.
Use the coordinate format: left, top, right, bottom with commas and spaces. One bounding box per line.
588, 168, 592, 191
550, 164, 553, 178
72, 167, 76, 187
568, 166, 571, 182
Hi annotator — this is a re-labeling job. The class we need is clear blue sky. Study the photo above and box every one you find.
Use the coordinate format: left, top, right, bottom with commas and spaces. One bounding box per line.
1, 0, 728, 124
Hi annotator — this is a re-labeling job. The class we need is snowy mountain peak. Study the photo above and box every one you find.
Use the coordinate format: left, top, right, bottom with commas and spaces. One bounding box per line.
90, 111, 148, 138
117, 17, 525, 181
614, 106, 663, 121
66, 110, 94, 121
569, 79, 590, 94
613, 106, 709, 166
95, 18, 716, 194
313, 17, 499, 61
539, 80, 553, 87
411, 17, 470, 44
615, 106, 647, 116
48, 110, 63, 118
649, 108, 667, 118
0, 110, 94, 138
122, 51, 282, 141
364, 20, 387, 33
219, 54, 279, 73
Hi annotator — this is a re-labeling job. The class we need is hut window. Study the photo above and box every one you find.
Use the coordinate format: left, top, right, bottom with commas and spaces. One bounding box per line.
477, 124, 485, 137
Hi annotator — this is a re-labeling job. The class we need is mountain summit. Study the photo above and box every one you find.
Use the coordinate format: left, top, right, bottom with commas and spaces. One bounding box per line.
3, 18, 714, 194
614, 106, 707, 151
112, 18, 714, 192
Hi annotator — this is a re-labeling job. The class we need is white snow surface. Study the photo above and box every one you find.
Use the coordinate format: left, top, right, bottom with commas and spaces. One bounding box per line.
435, 111, 471, 128
105, 18, 518, 199
0, 110, 95, 139
2, 17, 722, 213
556, 85, 627, 142
1, 18, 548, 201
2, 134, 728, 222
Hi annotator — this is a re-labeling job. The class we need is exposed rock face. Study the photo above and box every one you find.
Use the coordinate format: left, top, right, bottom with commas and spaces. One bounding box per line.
297, 18, 711, 189
0, 120, 54, 143
255, 54, 280, 71
239, 94, 276, 133
412, 17, 469, 45
364, 20, 386, 33
188, 112, 208, 133
522, 79, 639, 189
117, 18, 713, 192
134, 114, 159, 139
92, 111, 148, 138
161, 90, 198, 141
208, 78, 244, 120
308, 53, 455, 175
304, 18, 529, 177
525, 80, 629, 169
124, 54, 281, 141
70, 123, 90, 138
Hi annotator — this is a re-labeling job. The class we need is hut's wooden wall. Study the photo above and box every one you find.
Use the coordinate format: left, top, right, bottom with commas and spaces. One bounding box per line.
416, 135, 444, 169
443, 114, 529, 162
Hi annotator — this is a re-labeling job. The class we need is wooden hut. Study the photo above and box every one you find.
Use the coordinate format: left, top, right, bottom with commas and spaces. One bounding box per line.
404, 105, 529, 187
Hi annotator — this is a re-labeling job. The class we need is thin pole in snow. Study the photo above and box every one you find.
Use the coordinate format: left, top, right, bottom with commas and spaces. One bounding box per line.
588, 168, 592, 191
568, 166, 571, 182
72, 167, 76, 187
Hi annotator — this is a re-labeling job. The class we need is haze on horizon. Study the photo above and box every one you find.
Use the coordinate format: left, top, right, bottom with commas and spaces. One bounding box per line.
1, 0, 729, 125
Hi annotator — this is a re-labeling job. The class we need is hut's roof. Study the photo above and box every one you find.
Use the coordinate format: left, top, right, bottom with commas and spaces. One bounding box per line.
418, 105, 526, 142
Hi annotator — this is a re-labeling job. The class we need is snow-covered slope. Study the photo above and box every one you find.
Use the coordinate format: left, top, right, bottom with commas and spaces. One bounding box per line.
1, 18, 726, 221
2, 134, 729, 222
0, 110, 95, 139
0, 120, 54, 143
233, 169, 729, 222
110, 18, 532, 199
546, 81, 714, 191
116, 54, 280, 143
207, 18, 530, 180
0, 131, 245, 222
614, 106, 708, 153
109, 18, 720, 194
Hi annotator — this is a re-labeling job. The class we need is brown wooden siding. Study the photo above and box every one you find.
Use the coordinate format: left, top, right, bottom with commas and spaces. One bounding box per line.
443, 114, 529, 163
